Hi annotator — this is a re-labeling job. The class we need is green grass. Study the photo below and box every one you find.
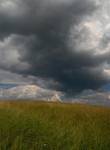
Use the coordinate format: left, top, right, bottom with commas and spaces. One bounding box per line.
0, 101, 109, 150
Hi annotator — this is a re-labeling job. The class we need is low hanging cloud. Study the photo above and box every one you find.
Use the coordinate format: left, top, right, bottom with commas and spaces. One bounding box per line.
0, 0, 110, 94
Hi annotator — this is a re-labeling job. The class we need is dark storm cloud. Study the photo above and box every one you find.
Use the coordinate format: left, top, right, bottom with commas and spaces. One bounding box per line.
0, 0, 109, 93
0, 0, 96, 37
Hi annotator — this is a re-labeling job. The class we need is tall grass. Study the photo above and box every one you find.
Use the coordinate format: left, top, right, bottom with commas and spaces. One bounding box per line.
0, 101, 110, 149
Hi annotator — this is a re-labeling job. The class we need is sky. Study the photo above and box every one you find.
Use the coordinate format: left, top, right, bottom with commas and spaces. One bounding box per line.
0, 0, 110, 95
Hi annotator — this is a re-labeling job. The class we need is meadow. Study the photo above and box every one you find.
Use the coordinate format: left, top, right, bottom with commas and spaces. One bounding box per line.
0, 101, 110, 150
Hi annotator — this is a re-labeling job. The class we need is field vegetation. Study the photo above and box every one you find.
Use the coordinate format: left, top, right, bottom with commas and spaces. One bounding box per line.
0, 101, 109, 149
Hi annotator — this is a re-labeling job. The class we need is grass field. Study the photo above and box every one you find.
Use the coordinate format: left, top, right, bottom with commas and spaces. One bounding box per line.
0, 101, 110, 150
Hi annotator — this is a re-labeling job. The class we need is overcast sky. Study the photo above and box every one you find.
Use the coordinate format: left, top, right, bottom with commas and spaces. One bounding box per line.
0, 0, 110, 94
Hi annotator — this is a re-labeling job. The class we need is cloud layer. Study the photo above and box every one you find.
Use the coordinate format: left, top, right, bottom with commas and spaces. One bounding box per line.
0, 0, 110, 94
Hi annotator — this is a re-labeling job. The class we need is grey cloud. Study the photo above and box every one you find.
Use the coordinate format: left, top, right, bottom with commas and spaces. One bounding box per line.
0, 0, 110, 94
0, 0, 97, 37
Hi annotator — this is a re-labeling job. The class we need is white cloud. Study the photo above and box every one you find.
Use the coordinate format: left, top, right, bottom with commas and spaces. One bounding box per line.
0, 34, 31, 71
68, 0, 110, 55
